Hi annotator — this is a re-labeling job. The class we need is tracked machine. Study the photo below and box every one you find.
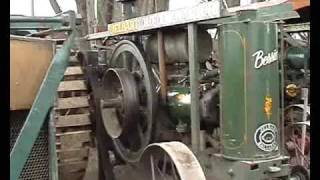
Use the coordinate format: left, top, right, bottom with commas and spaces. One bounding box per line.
78, 0, 309, 179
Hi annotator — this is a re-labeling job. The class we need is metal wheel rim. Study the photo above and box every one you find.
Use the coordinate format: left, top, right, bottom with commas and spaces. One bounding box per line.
290, 165, 309, 180
140, 142, 206, 180
107, 40, 156, 162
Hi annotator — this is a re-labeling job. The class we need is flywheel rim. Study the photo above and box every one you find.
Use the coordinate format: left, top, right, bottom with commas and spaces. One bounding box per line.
103, 40, 156, 162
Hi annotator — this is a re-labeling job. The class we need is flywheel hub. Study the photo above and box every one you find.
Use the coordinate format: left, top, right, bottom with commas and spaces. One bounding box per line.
101, 68, 140, 138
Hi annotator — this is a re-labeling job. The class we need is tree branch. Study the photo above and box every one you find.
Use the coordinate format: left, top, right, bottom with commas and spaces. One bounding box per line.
49, 0, 62, 14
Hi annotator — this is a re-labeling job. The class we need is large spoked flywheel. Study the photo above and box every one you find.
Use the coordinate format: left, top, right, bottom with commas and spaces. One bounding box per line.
100, 40, 156, 162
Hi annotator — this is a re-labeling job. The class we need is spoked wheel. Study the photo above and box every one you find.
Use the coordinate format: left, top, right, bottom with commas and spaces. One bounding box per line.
290, 165, 309, 180
284, 105, 310, 169
140, 142, 206, 180
100, 40, 156, 162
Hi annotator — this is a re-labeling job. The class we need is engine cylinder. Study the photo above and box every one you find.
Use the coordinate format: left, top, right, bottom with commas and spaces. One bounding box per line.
167, 86, 191, 125
219, 17, 280, 160
146, 30, 212, 63
166, 86, 219, 130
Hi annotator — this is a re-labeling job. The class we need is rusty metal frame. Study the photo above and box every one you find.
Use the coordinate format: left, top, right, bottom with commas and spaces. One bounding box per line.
10, 15, 67, 30
188, 23, 201, 153
86, 0, 298, 40
283, 22, 310, 32
10, 11, 79, 31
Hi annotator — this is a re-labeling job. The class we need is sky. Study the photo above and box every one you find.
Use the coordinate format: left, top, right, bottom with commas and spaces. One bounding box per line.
10, 0, 78, 16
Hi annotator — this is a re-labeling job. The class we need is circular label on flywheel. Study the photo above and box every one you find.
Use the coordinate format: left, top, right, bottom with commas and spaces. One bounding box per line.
254, 123, 278, 152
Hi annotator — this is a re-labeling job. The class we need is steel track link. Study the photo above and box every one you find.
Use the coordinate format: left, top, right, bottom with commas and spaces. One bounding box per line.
53, 53, 93, 180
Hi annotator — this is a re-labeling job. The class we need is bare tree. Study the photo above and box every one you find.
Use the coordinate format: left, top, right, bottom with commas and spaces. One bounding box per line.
75, 0, 89, 36
97, 0, 114, 30
48, 0, 88, 36
49, 0, 62, 14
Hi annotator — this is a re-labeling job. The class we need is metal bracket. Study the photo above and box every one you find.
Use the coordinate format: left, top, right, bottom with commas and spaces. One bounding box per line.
10, 11, 80, 31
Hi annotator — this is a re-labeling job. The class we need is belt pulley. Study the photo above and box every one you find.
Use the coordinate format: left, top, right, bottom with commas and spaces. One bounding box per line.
100, 40, 156, 162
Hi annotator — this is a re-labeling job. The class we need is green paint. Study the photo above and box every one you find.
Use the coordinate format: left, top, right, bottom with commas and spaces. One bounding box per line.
10, 16, 66, 30
204, 3, 299, 25
219, 11, 280, 160
286, 46, 310, 69
10, 32, 75, 180
167, 86, 191, 126
10, 22, 65, 30
10, 11, 79, 30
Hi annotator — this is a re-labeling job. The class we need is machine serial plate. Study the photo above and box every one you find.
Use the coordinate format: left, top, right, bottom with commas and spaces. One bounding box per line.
254, 123, 278, 152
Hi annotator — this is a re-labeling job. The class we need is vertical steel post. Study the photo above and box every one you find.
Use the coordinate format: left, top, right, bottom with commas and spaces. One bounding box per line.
280, 24, 285, 154
158, 30, 168, 103
31, 0, 35, 16
49, 110, 58, 180
301, 88, 308, 166
200, 130, 206, 151
188, 23, 200, 153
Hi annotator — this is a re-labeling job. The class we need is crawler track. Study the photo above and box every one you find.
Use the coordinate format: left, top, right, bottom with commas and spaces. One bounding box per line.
53, 52, 93, 180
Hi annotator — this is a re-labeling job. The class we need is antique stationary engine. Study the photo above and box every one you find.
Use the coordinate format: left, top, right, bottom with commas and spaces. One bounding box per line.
8, 0, 310, 180
78, 0, 305, 180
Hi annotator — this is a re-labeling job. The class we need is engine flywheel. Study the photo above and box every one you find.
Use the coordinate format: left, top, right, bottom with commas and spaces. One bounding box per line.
100, 40, 156, 162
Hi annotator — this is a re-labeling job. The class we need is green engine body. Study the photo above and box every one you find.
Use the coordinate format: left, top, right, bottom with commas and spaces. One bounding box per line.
167, 86, 191, 127
219, 20, 281, 160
